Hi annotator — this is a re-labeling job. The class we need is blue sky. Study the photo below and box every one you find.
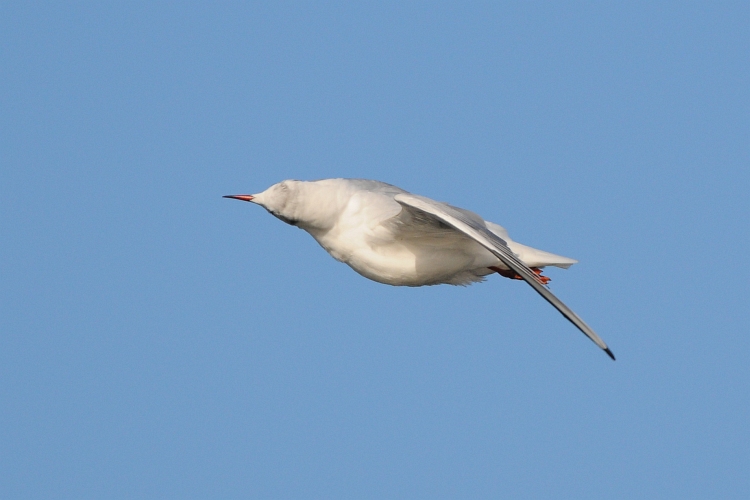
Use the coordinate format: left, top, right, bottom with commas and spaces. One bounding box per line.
1, 2, 748, 498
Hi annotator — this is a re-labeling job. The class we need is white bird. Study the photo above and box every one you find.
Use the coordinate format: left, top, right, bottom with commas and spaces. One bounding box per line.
225, 178, 614, 360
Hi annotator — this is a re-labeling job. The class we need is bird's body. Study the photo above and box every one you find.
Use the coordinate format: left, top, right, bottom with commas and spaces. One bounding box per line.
225, 178, 614, 359
247, 178, 575, 286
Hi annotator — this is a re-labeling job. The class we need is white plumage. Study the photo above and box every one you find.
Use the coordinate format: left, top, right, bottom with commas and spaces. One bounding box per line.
225, 178, 613, 359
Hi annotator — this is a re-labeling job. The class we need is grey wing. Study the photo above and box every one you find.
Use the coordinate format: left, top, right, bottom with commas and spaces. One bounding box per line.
394, 193, 615, 360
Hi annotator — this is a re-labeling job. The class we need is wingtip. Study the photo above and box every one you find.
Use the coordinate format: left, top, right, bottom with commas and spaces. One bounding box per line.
604, 347, 616, 361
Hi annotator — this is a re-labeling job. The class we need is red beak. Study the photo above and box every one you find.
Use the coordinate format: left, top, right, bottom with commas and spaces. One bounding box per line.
223, 194, 254, 202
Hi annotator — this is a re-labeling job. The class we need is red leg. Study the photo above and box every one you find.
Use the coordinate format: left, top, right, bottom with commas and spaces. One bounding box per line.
489, 266, 551, 285
488, 266, 522, 280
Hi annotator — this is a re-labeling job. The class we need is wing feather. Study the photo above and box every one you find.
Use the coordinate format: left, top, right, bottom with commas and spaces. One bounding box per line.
394, 193, 614, 360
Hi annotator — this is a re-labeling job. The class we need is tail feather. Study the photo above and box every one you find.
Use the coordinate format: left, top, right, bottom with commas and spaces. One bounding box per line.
484, 221, 578, 269
508, 241, 578, 269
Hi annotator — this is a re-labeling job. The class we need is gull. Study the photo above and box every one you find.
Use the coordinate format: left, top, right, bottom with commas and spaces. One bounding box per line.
225, 178, 614, 360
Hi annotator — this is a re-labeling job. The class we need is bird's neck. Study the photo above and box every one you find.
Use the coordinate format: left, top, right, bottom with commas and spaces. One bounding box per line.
287, 181, 349, 232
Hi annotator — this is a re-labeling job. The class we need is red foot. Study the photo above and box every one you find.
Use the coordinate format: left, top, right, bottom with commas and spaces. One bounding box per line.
489, 266, 551, 285
531, 267, 551, 285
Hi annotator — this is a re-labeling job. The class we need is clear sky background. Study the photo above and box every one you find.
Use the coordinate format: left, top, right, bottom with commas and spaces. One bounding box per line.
1, 2, 748, 498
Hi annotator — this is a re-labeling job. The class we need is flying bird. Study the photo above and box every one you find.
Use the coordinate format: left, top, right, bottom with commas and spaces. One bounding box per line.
225, 178, 614, 360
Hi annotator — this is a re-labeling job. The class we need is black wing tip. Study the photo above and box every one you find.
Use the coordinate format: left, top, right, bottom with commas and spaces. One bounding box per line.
604, 347, 616, 361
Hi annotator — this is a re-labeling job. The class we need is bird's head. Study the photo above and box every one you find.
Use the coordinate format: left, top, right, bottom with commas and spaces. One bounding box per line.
224, 180, 307, 226
225, 178, 353, 232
